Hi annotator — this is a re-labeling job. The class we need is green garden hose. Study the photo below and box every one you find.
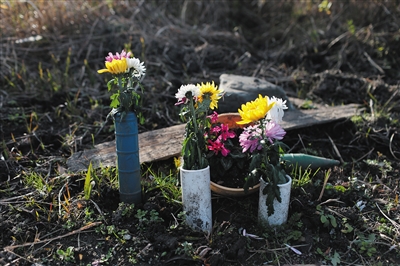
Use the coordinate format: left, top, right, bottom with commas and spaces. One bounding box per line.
281, 153, 340, 170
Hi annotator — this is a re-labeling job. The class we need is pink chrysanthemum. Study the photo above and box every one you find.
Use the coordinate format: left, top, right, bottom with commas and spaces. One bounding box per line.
105, 50, 132, 62
264, 121, 286, 144
239, 125, 263, 153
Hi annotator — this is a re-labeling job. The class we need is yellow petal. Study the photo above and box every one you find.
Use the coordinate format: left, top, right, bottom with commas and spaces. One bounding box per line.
197, 81, 223, 110
98, 58, 128, 75
97, 68, 110, 74
237, 94, 275, 124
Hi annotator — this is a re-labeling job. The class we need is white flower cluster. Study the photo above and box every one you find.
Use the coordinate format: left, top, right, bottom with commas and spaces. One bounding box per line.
175, 84, 201, 105
266, 96, 288, 123
127, 57, 146, 78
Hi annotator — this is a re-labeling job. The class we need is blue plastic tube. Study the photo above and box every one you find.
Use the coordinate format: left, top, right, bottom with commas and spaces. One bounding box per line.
114, 112, 142, 204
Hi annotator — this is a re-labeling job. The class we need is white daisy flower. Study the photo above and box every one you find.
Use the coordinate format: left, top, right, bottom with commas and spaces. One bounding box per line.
175, 84, 201, 105
127, 57, 146, 78
266, 96, 288, 123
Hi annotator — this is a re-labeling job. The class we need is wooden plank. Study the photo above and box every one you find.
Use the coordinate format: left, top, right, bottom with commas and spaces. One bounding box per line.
67, 102, 362, 172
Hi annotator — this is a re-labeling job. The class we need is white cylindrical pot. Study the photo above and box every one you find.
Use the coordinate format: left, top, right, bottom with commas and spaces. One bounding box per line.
180, 166, 212, 233
258, 175, 292, 226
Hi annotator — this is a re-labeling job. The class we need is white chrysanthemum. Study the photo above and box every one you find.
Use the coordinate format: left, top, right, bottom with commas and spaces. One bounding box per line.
127, 57, 146, 78
266, 96, 288, 123
175, 84, 201, 104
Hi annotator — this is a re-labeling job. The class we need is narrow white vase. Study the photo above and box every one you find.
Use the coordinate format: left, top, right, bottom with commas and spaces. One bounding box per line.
258, 175, 292, 226
180, 166, 212, 233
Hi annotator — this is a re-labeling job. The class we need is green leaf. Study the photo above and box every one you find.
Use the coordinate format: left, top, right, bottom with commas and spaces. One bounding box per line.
110, 92, 120, 108
320, 215, 328, 225
107, 78, 115, 91
329, 215, 337, 228
341, 223, 354, 233
84, 162, 92, 200
221, 156, 233, 170
331, 250, 341, 266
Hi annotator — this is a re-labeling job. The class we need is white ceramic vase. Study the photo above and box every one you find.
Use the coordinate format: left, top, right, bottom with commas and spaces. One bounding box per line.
258, 175, 292, 226
180, 166, 212, 233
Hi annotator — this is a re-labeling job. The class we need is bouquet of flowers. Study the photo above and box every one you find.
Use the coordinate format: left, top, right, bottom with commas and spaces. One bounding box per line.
205, 112, 249, 186
97, 49, 146, 120
175, 82, 224, 170
204, 94, 288, 215
238, 94, 288, 215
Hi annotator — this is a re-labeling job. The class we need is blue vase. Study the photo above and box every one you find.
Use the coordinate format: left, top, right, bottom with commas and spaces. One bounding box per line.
114, 111, 142, 204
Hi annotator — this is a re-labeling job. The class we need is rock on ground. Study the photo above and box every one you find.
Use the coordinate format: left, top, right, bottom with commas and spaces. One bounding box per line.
217, 74, 294, 113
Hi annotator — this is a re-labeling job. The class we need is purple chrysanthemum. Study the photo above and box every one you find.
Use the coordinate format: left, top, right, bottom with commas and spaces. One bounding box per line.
264, 121, 286, 144
239, 124, 263, 153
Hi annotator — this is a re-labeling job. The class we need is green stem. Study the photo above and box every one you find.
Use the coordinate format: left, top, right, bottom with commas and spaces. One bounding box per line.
117, 76, 123, 92
188, 96, 202, 168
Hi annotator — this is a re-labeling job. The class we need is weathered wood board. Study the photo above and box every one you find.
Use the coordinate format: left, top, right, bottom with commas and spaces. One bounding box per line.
67, 102, 362, 172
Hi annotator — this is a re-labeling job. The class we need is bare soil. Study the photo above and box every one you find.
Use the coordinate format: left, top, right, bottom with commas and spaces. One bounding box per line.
1, 1, 399, 265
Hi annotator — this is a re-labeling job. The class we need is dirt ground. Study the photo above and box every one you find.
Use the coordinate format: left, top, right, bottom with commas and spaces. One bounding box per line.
1, 1, 399, 265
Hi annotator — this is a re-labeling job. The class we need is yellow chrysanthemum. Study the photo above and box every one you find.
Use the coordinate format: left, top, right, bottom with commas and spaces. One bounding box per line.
97, 58, 128, 75
197, 81, 223, 110
237, 94, 275, 125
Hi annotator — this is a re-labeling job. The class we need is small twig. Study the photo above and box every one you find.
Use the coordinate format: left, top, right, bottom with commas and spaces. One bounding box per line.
369, 98, 375, 121
90, 199, 107, 224
195, 245, 212, 259
170, 212, 179, 228
58, 181, 69, 216
136, 243, 152, 258
3, 249, 30, 265
286, 138, 301, 153
0, 192, 35, 204
375, 203, 400, 232
363, 51, 385, 74
327, 32, 349, 50
383, 89, 399, 112
354, 148, 374, 163
4, 222, 101, 251
297, 134, 306, 152
318, 169, 331, 201
326, 133, 344, 164
249, 244, 309, 253
318, 198, 344, 206
325, 206, 347, 219
389, 133, 400, 160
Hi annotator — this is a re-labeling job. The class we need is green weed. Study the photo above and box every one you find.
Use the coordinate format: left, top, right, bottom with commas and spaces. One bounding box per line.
352, 232, 377, 257
291, 165, 319, 188
144, 166, 181, 205
22, 171, 52, 194
56, 246, 75, 262
317, 248, 341, 266
135, 209, 164, 230
84, 162, 94, 200
316, 205, 337, 228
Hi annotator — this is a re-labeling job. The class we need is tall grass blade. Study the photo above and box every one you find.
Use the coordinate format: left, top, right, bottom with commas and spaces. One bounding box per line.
84, 162, 93, 200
